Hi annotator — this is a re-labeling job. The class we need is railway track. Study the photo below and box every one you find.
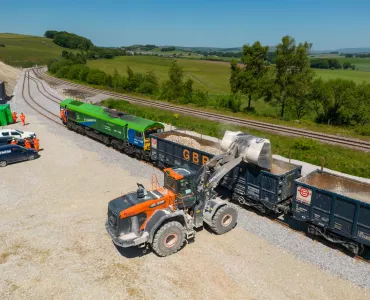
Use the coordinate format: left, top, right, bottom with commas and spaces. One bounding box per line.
21, 70, 63, 126
29, 70, 63, 103
28, 75, 62, 105
22, 68, 370, 263
35, 67, 370, 152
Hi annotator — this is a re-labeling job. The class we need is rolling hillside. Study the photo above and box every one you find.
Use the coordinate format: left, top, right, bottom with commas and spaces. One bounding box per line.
0, 33, 71, 67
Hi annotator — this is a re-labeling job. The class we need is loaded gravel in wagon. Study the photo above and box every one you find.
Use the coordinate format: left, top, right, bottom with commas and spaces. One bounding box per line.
150, 130, 302, 214
293, 170, 370, 255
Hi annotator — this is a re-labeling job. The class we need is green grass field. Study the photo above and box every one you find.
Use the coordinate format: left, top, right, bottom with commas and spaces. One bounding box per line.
315, 68, 370, 84
0, 33, 69, 67
89, 56, 370, 95
88, 56, 231, 93
336, 57, 370, 71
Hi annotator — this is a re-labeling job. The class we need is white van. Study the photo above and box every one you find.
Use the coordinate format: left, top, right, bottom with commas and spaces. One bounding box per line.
0, 129, 36, 139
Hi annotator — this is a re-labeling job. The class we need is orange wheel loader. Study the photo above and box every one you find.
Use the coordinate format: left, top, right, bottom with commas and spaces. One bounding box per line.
106, 155, 244, 257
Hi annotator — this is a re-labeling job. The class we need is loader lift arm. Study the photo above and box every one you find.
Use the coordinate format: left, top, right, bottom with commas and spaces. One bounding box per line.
106, 132, 272, 257
191, 154, 243, 228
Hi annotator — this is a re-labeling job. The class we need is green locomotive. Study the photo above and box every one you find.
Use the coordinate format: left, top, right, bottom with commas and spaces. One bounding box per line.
60, 99, 164, 159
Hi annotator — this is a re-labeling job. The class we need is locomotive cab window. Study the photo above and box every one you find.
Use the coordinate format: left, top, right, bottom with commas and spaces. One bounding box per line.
145, 127, 164, 138
135, 131, 143, 139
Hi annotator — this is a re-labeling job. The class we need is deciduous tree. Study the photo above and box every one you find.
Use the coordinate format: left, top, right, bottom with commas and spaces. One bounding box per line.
272, 36, 312, 119
230, 42, 269, 110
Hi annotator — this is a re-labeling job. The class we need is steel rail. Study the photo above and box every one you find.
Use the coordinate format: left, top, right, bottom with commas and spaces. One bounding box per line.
21, 70, 63, 126
35, 67, 370, 151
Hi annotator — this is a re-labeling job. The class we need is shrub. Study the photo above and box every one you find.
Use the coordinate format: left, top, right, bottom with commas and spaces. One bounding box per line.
292, 138, 317, 151
215, 94, 241, 112
193, 90, 208, 107
66, 65, 85, 80
56, 66, 71, 78
354, 124, 370, 136
86, 69, 106, 85
79, 66, 90, 81
49, 60, 72, 74
138, 82, 158, 94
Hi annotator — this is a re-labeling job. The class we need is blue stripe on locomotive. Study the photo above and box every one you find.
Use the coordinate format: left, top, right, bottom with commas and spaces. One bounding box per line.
79, 121, 96, 127
127, 128, 144, 148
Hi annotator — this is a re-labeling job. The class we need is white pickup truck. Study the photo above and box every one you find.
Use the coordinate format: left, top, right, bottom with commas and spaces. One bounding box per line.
0, 129, 36, 139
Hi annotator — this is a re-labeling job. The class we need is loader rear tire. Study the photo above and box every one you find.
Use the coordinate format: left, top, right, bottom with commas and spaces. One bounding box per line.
210, 205, 237, 235
151, 221, 185, 257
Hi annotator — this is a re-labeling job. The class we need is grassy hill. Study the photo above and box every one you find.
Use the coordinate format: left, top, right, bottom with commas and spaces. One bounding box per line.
88, 56, 231, 93
0, 33, 70, 67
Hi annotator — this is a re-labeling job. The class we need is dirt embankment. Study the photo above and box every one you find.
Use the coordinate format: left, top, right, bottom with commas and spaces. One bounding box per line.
0, 62, 21, 95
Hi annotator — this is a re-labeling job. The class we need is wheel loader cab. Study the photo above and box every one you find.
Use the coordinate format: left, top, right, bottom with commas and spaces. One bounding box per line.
163, 167, 197, 209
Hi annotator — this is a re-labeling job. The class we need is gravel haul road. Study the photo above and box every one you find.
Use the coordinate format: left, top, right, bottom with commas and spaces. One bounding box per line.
0, 71, 369, 300
0, 62, 20, 96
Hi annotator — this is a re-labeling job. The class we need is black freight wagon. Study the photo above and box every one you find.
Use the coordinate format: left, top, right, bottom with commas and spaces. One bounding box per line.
150, 131, 219, 171
150, 131, 302, 214
292, 170, 370, 255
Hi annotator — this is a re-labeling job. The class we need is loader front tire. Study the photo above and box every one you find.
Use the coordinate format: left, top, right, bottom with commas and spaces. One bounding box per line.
210, 205, 237, 235
151, 221, 185, 257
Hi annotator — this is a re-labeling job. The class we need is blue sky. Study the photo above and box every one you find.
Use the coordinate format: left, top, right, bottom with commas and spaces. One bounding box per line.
1, 0, 369, 50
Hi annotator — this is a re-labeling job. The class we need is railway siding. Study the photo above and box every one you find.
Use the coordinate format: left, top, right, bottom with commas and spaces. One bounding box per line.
36, 68, 370, 152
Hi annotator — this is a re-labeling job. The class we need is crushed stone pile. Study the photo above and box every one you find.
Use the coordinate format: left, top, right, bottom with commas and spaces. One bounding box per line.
165, 135, 223, 155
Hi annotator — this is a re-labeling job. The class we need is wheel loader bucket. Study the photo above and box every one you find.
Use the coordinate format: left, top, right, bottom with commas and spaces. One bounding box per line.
221, 131, 272, 170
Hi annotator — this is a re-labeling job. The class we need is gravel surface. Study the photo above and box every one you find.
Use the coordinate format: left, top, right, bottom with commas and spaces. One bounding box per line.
1, 70, 369, 299
298, 172, 370, 203
164, 134, 223, 155
274, 154, 370, 184
86, 93, 111, 103
29, 71, 64, 102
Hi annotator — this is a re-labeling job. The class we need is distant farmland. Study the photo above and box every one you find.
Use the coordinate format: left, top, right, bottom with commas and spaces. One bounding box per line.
1, 32, 370, 87
89, 56, 370, 94
314, 69, 370, 84
88, 56, 232, 93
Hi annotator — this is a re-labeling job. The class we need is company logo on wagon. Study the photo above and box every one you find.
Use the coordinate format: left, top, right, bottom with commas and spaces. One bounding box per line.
296, 186, 312, 205
152, 139, 157, 149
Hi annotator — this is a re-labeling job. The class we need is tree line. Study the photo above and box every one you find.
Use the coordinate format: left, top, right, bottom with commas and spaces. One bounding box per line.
161, 46, 176, 52
124, 45, 157, 51
310, 58, 355, 70
230, 36, 370, 127
45, 30, 127, 61
48, 58, 209, 105
195, 51, 243, 58
45, 30, 94, 50
344, 53, 370, 58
